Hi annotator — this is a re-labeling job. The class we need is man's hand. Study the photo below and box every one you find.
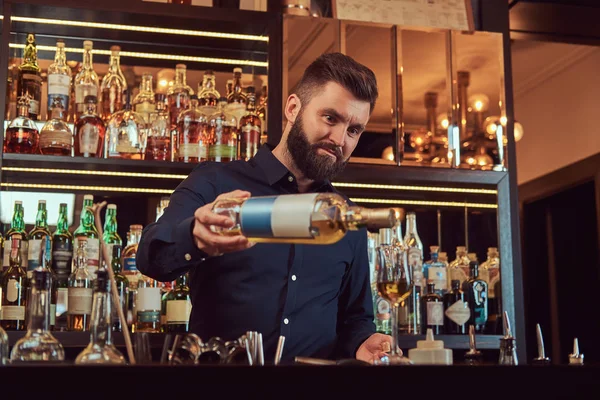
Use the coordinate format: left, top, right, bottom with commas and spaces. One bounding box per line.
192, 189, 254, 257
356, 333, 399, 364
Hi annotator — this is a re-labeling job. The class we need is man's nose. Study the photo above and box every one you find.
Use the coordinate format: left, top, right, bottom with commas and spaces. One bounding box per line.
328, 125, 346, 148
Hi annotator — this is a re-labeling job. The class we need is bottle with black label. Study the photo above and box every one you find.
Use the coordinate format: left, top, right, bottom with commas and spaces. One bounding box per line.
443, 279, 469, 334
51, 203, 73, 331
463, 261, 488, 333
421, 280, 444, 335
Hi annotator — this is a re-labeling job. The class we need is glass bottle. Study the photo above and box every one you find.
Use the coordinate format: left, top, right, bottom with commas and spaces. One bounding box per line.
160, 283, 171, 331
74, 95, 106, 157
47, 40, 72, 119
167, 63, 194, 129
37, 236, 58, 331
165, 273, 192, 332
238, 86, 261, 161
102, 204, 122, 261
422, 245, 448, 295
10, 269, 64, 363
17, 33, 42, 120
156, 196, 170, 222
225, 79, 233, 98
133, 73, 156, 125
106, 90, 147, 160
421, 281, 444, 335
176, 95, 209, 163
208, 97, 238, 162
74, 40, 99, 121
123, 225, 143, 329
257, 85, 268, 145
0, 238, 28, 331
75, 270, 126, 364
463, 261, 488, 333
67, 241, 93, 331
73, 194, 101, 277
110, 245, 129, 332
404, 212, 424, 292
3, 200, 29, 272
51, 203, 73, 332
443, 279, 469, 334
3, 96, 40, 154
100, 45, 127, 121
225, 68, 247, 126
39, 96, 73, 156
145, 93, 171, 161
373, 229, 391, 335
198, 69, 221, 113
211, 193, 397, 245
27, 200, 52, 276
448, 246, 470, 289
479, 247, 500, 300
136, 275, 163, 333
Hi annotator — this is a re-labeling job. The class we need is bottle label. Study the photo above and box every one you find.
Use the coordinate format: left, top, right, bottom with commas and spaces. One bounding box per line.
75, 84, 98, 104
21, 73, 42, 115
50, 303, 56, 326
1, 305, 25, 320
137, 310, 160, 323
166, 299, 192, 324
224, 102, 246, 123
136, 287, 162, 311
426, 302, 444, 326
2, 245, 9, 269
209, 144, 236, 160
57, 287, 69, 318
135, 102, 156, 115
6, 278, 22, 302
39, 130, 73, 149
74, 237, 100, 270
178, 143, 207, 159
48, 73, 70, 113
375, 297, 390, 321
489, 268, 500, 299
79, 124, 99, 154
115, 133, 140, 154
52, 243, 73, 282
123, 257, 138, 272
427, 266, 447, 291
68, 287, 93, 314
445, 299, 471, 325
238, 193, 319, 238
27, 238, 43, 271
240, 124, 260, 159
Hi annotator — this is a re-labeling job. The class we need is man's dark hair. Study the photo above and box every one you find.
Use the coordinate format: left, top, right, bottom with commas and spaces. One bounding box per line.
293, 52, 378, 113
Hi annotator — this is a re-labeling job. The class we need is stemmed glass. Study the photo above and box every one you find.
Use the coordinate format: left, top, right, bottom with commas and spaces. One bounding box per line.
375, 230, 413, 365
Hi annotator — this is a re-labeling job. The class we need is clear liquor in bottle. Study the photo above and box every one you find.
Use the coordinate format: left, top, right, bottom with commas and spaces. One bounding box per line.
167, 64, 194, 129
156, 197, 170, 222
136, 275, 162, 333
422, 245, 448, 295
122, 225, 143, 290
404, 212, 424, 291
198, 69, 221, 114
0, 238, 28, 331
100, 45, 127, 121
133, 73, 156, 125
146, 93, 171, 161
75, 270, 126, 364
442, 279, 469, 334
39, 96, 73, 156
106, 90, 147, 160
208, 97, 238, 162
47, 40, 72, 119
73, 194, 101, 276
257, 85, 268, 144
177, 95, 209, 163
51, 203, 73, 332
448, 246, 470, 288
225, 67, 247, 127
165, 273, 192, 332
67, 241, 93, 331
238, 86, 261, 161
421, 281, 444, 335
211, 193, 397, 245
27, 200, 52, 275
74, 40, 99, 121
3, 201, 29, 272
37, 236, 58, 331
479, 247, 500, 299
9, 269, 64, 362
74, 95, 105, 157
463, 260, 488, 333
102, 204, 122, 261
16, 33, 42, 120
373, 229, 392, 335
4, 96, 39, 154
110, 245, 129, 332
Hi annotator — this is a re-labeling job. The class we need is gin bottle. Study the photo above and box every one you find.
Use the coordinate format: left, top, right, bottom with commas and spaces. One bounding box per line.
448, 246, 470, 288
73, 194, 101, 276
463, 261, 488, 333
67, 241, 93, 331
27, 200, 52, 275
422, 245, 448, 295
47, 40, 72, 119
443, 280, 469, 334
421, 281, 444, 335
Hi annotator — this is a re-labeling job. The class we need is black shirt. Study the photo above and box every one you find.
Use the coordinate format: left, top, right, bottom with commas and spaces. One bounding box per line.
136, 145, 375, 363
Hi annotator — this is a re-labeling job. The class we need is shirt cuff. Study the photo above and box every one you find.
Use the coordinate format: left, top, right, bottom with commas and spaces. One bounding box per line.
175, 216, 208, 266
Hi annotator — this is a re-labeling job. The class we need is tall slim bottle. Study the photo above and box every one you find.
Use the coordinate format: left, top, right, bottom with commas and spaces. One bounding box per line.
448, 246, 470, 289
74, 40, 99, 120
51, 203, 73, 331
102, 204, 122, 262
47, 40, 72, 119
67, 241, 93, 331
404, 212, 424, 291
167, 64, 194, 130
17, 33, 42, 120
110, 245, 129, 332
27, 200, 52, 276
73, 194, 101, 277
463, 260, 488, 333
1, 238, 28, 331
123, 225, 143, 329
238, 86, 261, 161
373, 229, 391, 335
100, 45, 127, 121
133, 73, 156, 125
225, 67, 247, 126
3, 201, 29, 272
38, 237, 57, 331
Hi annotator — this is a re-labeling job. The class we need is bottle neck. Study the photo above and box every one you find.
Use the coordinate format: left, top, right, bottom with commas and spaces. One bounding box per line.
430, 252, 439, 262
233, 73, 243, 94
51, 106, 66, 120
23, 36, 39, 68
56, 207, 69, 234
406, 216, 417, 234
54, 46, 66, 66
17, 104, 30, 117
12, 205, 25, 231
79, 200, 96, 230
129, 230, 142, 246
141, 76, 154, 95
175, 68, 187, 86
9, 241, 22, 268
82, 47, 94, 70
89, 289, 113, 346
27, 285, 51, 333
202, 75, 215, 90
175, 273, 188, 289
111, 249, 122, 273
75, 247, 88, 270
108, 53, 121, 73
246, 94, 257, 112
103, 209, 118, 234
85, 102, 98, 116
35, 204, 48, 229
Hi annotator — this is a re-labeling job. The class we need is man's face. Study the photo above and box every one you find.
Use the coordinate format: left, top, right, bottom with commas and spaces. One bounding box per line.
286, 82, 371, 182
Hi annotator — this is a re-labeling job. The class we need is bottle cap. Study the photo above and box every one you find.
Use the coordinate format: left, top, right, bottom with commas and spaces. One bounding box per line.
430, 245, 439, 253
205, 69, 214, 75
468, 253, 477, 261
15, 200, 22, 205
56, 40, 65, 48
60, 202, 67, 207
83, 40, 93, 48
456, 246, 466, 252
107, 204, 117, 210
233, 67, 243, 74
110, 45, 121, 53
176, 63, 187, 70
366, 208, 397, 231
416, 329, 444, 350
84, 194, 94, 201
39, 200, 46, 204
130, 224, 144, 231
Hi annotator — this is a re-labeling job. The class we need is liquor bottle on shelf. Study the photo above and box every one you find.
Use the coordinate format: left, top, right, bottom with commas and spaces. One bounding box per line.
439, 252, 449, 266
17, 33, 42, 120
443, 279, 469, 334
373, 229, 391, 335
106, 90, 147, 160
177, 95, 209, 163
74, 95, 105, 157
225, 79, 233, 98
167, 63, 194, 130
160, 283, 171, 330
480, 247, 500, 299
133, 72, 157, 125
468, 252, 478, 263
404, 212, 424, 292
3, 200, 29, 272
67, 241, 93, 331
136, 275, 163, 333
211, 193, 397, 245
37, 237, 57, 331
422, 245, 447, 295
257, 84, 268, 144
448, 246, 470, 289
100, 45, 127, 121
9, 269, 64, 363
208, 97, 238, 162
27, 200, 52, 276
198, 69, 221, 112
74, 40, 99, 121
75, 270, 126, 364
122, 225, 143, 328
156, 197, 170, 222
3, 96, 40, 154
421, 280, 444, 335
463, 260, 488, 334
146, 93, 171, 161
47, 40, 72, 120
225, 67, 247, 126
5, 64, 14, 123
102, 204, 122, 263
0, 238, 28, 331
238, 86, 261, 161
39, 96, 73, 156
165, 273, 192, 333
51, 203, 73, 331
110, 245, 129, 333
73, 194, 101, 276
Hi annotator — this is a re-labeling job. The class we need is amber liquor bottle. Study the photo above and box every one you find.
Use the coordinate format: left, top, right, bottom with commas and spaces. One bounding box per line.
0, 238, 28, 331
4, 96, 39, 154
238, 86, 261, 161
16, 33, 42, 120
176, 95, 209, 163
74, 95, 106, 157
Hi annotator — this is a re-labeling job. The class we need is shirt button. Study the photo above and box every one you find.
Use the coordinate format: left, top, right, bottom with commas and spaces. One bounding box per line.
184, 253, 192, 261
283, 318, 289, 325
288, 176, 294, 182
291, 275, 297, 281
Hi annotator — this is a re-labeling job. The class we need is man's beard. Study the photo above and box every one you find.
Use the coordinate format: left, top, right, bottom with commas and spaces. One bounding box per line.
286, 112, 349, 182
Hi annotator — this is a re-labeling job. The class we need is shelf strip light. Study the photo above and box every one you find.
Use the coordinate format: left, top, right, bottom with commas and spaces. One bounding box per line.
350, 197, 498, 209
1, 182, 173, 194
333, 182, 497, 195
2, 166, 188, 180
10, 16, 269, 42
9, 43, 267, 67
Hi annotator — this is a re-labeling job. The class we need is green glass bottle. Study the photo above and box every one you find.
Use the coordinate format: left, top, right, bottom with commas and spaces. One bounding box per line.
110, 245, 129, 332
27, 200, 52, 276
3, 201, 29, 273
51, 203, 73, 331
102, 204, 122, 263
165, 273, 192, 333
73, 194, 100, 277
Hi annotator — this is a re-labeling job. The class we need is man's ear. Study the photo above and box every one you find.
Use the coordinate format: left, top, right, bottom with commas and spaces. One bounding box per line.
284, 94, 302, 124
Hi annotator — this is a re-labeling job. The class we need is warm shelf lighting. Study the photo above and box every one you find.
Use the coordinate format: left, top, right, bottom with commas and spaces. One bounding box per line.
332, 182, 497, 195
349, 197, 497, 209
1, 182, 173, 194
1, 166, 189, 180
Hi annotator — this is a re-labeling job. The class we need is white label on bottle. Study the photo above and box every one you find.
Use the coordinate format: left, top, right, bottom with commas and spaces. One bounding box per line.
166, 299, 192, 324
178, 143, 207, 159
428, 266, 448, 291
79, 124, 99, 154
1, 305, 25, 320
75, 84, 98, 104
74, 237, 100, 270
426, 302, 444, 326
27, 238, 43, 268
6, 278, 20, 302
445, 299, 471, 325
3, 246, 10, 268
48, 74, 71, 96
57, 287, 69, 316
136, 287, 162, 311
68, 287, 93, 314
50, 303, 56, 326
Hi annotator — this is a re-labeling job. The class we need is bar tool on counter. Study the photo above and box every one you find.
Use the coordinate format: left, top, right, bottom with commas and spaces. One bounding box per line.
274, 335, 286, 365
294, 357, 371, 366
568, 338, 584, 366
498, 311, 518, 365
531, 323, 551, 365
464, 325, 483, 365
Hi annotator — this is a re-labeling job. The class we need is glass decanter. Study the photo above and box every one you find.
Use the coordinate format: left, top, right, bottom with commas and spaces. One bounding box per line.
106, 90, 147, 159
39, 96, 73, 156
207, 97, 237, 162
4, 95, 39, 154
145, 93, 171, 161
176, 95, 209, 163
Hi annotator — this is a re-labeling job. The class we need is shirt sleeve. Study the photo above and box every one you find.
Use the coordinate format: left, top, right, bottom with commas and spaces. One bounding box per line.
334, 228, 376, 359
136, 163, 220, 282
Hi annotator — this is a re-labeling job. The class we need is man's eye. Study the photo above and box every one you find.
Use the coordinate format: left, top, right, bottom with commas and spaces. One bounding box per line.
324, 115, 335, 123
348, 128, 360, 136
